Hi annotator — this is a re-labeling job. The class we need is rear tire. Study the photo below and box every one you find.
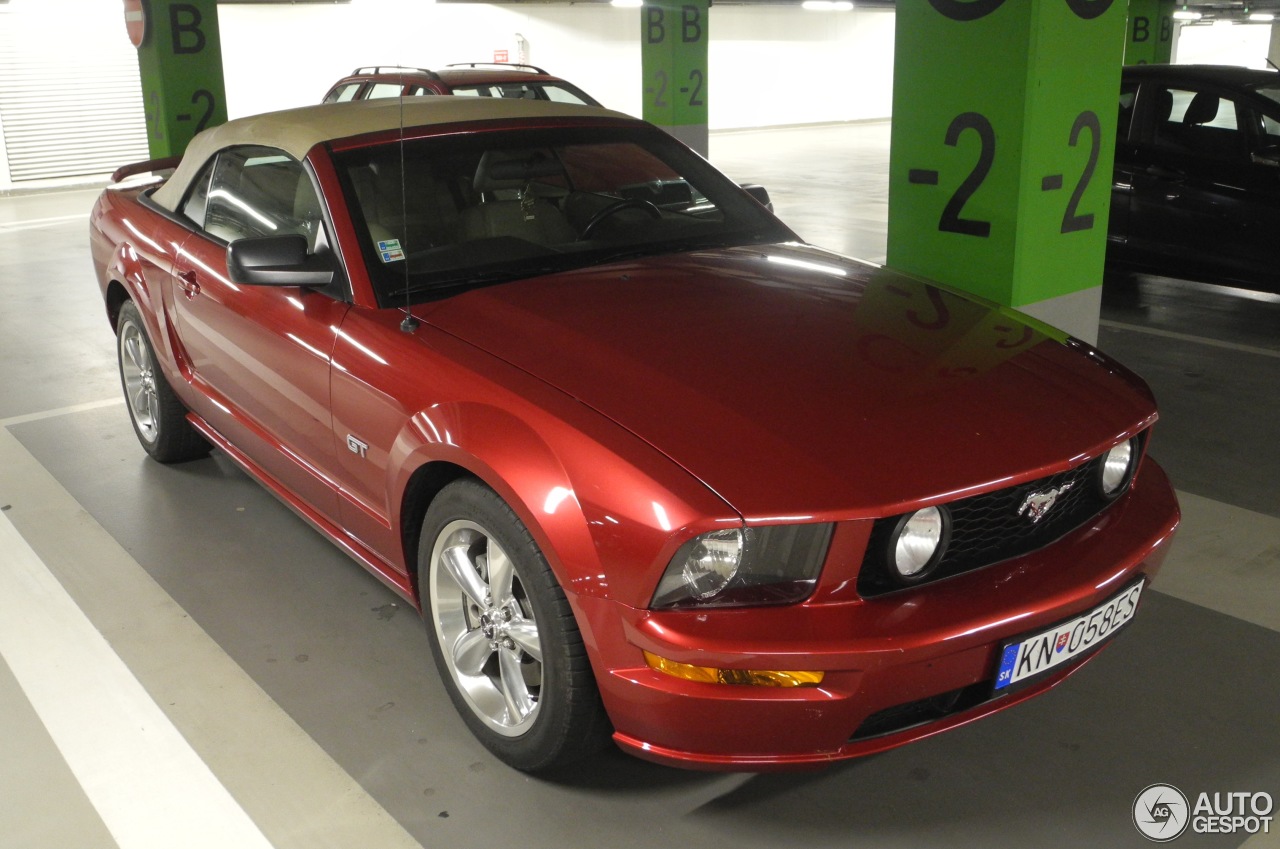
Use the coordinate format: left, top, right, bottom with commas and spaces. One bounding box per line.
419, 479, 610, 772
116, 300, 210, 463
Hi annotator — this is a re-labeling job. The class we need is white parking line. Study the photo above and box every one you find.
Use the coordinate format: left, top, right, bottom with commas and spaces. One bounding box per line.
1, 398, 123, 428
0, 510, 278, 849
0, 213, 86, 232
0, 424, 425, 849
1100, 320, 1280, 360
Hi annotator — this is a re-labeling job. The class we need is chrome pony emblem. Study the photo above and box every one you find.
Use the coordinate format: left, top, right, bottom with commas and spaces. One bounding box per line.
1018, 483, 1074, 524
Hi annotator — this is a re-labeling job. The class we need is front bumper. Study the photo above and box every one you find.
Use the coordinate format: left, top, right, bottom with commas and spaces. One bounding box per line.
573, 460, 1179, 770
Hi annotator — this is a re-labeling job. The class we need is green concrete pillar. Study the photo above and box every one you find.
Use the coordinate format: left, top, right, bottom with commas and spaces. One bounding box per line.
641, 0, 709, 156
886, 0, 1127, 344
126, 0, 228, 159
1124, 0, 1175, 65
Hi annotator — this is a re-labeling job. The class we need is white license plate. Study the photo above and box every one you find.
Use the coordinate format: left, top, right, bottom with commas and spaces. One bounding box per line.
994, 579, 1145, 692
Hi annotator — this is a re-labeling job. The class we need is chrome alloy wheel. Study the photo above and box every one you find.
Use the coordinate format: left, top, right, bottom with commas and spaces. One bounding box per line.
429, 519, 543, 737
119, 319, 159, 444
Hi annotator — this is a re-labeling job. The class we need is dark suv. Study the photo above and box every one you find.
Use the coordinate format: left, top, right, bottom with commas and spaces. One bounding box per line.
323, 63, 600, 107
1109, 64, 1280, 293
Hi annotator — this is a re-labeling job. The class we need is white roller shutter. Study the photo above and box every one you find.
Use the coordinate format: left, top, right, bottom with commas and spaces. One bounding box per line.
0, 5, 149, 182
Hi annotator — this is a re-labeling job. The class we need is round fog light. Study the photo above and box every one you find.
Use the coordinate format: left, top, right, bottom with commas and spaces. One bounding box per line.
1099, 439, 1137, 498
891, 506, 948, 582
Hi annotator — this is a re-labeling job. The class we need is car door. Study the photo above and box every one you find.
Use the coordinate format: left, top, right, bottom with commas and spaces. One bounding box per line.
1125, 81, 1277, 287
1108, 79, 1140, 258
1227, 95, 1280, 288
170, 146, 350, 520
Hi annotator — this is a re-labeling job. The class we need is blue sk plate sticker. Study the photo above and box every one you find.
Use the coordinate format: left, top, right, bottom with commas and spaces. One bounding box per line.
377, 239, 405, 263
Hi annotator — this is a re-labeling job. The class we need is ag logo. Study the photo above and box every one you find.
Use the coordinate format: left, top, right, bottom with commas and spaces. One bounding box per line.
1134, 784, 1190, 842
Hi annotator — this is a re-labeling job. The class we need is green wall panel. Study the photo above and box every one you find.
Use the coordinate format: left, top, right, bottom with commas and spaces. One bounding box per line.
134, 0, 228, 159
1124, 0, 1175, 66
887, 0, 1125, 310
641, 0, 709, 154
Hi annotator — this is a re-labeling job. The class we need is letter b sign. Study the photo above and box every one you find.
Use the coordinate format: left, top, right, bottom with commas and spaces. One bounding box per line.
170, 3, 207, 55
682, 5, 702, 42
1132, 15, 1149, 42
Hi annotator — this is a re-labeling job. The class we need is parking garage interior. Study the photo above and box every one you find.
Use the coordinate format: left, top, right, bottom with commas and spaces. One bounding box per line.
1, 2, 1278, 847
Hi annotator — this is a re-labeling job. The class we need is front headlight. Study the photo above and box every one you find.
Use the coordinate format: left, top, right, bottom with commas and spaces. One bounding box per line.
650, 524, 833, 609
677, 528, 746, 600
1098, 437, 1139, 499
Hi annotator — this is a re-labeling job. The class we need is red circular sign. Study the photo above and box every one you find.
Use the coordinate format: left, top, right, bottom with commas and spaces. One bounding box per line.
124, 0, 149, 48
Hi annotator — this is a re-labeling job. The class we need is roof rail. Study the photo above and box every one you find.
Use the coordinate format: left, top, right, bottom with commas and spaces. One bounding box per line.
446, 62, 549, 75
350, 65, 442, 80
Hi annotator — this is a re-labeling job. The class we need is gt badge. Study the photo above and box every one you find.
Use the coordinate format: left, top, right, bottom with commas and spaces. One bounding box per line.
1018, 483, 1073, 524
346, 434, 369, 458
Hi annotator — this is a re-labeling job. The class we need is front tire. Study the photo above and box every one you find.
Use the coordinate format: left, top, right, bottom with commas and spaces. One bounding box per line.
116, 300, 210, 463
419, 479, 609, 772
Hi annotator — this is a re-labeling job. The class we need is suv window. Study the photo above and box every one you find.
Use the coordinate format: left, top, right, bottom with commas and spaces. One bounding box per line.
1262, 113, 1280, 138
367, 82, 404, 100
448, 82, 592, 105
539, 85, 592, 105
1149, 86, 1247, 162
326, 83, 361, 104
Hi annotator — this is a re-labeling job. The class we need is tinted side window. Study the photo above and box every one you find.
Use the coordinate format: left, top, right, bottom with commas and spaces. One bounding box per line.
1150, 86, 1246, 162
199, 146, 322, 245
1262, 113, 1280, 143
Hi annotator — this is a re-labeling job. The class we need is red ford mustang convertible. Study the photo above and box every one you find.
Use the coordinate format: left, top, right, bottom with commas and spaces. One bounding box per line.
89, 98, 1179, 772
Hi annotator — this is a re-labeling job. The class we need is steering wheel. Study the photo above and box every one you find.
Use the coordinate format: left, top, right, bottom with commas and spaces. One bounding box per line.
581, 198, 662, 239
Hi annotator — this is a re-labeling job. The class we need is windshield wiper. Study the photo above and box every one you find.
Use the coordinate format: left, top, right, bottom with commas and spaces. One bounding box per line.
384, 261, 576, 301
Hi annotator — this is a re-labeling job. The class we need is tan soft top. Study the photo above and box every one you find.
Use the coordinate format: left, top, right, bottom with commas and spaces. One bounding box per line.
151, 97, 634, 211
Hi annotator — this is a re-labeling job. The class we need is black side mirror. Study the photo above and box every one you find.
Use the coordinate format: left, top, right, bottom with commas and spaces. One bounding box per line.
227, 234, 336, 287
741, 183, 773, 212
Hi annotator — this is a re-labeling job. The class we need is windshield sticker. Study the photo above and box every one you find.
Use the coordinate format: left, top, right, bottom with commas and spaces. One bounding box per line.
377, 239, 405, 263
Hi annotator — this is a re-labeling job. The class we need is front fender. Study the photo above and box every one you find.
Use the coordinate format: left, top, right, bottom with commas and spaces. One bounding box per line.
389, 397, 736, 608
328, 310, 737, 609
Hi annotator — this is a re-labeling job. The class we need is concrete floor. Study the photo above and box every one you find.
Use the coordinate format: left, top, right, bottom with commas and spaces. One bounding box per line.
1, 122, 1278, 849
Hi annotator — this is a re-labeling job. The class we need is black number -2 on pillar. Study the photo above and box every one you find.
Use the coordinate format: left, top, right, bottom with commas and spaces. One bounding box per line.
126, 0, 228, 159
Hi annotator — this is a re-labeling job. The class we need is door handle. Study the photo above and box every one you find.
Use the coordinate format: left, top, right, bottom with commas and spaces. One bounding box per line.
177, 270, 201, 299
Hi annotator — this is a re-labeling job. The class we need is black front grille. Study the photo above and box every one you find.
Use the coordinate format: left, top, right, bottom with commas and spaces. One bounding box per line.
857, 438, 1143, 597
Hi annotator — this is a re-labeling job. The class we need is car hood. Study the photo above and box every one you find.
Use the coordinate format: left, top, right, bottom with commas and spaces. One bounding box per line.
423, 244, 1157, 519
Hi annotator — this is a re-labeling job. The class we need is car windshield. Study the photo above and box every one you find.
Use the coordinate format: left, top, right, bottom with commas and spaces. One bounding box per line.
332, 124, 791, 306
